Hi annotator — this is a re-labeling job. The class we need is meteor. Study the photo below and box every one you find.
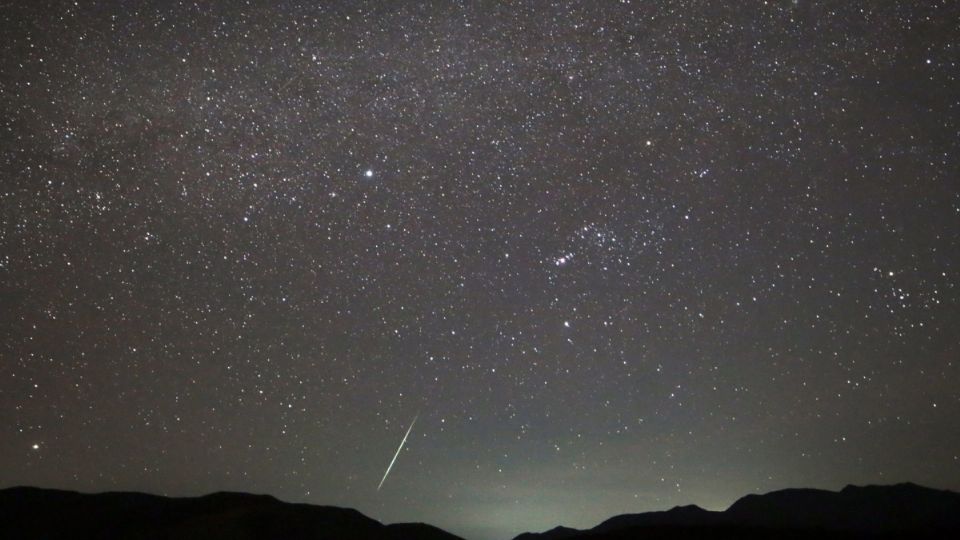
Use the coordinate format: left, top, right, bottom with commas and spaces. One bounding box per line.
376, 414, 418, 491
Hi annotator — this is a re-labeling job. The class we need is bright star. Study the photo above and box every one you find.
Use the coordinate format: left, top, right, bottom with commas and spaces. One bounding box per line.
364, 169, 374, 178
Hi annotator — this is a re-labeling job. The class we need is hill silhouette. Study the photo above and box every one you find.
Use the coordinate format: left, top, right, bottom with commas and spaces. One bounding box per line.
3, 483, 959, 539
514, 483, 960, 540
0, 486, 463, 540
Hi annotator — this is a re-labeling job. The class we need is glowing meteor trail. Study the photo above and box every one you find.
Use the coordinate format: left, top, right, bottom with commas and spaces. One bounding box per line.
377, 414, 418, 491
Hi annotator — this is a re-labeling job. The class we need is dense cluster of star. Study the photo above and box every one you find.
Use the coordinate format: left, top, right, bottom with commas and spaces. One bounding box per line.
2, 2, 958, 539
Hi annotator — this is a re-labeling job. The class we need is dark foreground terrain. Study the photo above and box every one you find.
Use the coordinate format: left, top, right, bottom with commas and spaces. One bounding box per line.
0, 487, 462, 540
2, 483, 959, 539
515, 483, 960, 540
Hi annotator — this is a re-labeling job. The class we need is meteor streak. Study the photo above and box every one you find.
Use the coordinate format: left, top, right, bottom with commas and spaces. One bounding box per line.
376, 414, 418, 491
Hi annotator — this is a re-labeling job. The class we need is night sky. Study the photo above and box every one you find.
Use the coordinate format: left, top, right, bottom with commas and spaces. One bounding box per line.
2, 1, 959, 539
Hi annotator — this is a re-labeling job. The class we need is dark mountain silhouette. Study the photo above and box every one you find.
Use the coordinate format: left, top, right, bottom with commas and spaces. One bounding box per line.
4, 483, 960, 540
0, 486, 463, 540
514, 525, 580, 540
590, 503, 723, 533
514, 483, 960, 540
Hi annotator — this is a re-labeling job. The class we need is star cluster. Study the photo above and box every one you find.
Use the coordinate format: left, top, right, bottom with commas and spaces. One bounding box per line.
2, 2, 959, 540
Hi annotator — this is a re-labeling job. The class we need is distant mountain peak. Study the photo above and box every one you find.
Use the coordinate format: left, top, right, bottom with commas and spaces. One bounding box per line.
667, 503, 708, 513
513, 525, 581, 540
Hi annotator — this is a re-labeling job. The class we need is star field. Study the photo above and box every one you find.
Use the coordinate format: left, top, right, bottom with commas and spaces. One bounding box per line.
1, 2, 959, 539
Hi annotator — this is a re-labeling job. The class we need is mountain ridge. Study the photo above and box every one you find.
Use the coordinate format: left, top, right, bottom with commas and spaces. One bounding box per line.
514, 482, 960, 540
3, 483, 960, 540
0, 485, 463, 540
